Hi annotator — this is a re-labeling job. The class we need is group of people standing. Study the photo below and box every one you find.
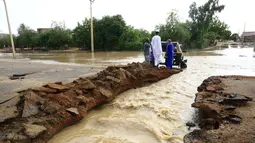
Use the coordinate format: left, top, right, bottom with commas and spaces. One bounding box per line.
143, 31, 174, 69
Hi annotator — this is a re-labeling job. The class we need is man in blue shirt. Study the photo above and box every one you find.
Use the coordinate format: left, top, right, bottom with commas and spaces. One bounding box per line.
165, 39, 174, 69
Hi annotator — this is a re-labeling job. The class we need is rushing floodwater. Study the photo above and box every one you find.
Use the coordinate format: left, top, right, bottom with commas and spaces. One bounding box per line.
2, 47, 255, 143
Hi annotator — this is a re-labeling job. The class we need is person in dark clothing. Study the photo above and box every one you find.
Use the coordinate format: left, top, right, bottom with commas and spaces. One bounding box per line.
165, 39, 174, 69
143, 38, 151, 64
150, 51, 154, 66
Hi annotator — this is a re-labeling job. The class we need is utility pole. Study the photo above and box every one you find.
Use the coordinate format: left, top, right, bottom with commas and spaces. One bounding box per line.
242, 22, 246, 46
90, 0, 95, 52
3, 0, 16, 58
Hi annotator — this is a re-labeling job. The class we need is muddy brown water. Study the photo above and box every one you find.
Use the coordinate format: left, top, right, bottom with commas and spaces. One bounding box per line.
1, 47, 255, 143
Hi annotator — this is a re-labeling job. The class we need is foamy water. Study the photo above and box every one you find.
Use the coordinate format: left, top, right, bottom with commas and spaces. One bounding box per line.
30, 60, 84, 66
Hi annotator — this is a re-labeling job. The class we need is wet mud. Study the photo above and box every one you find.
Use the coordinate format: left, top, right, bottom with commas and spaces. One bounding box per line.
0, 63, 182, 143
184, 76, 255, 143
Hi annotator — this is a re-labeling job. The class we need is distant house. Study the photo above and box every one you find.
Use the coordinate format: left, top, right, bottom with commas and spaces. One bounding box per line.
37, 28, 52, 34
241, 32, 255, 42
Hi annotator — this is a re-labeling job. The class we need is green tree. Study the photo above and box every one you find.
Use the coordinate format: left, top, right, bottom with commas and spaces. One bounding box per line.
0, 35, 10, 48
73, 14, 148, 51
156, 11, 191, 45
38, 22, 72, 50
72, 19, 92, 50
188, 0, 225, 48
230, 33, 240, 42
16, 24, 37, 49
98, 15, 126, 51
118, 26, 150, 51
209, 17, 231, 41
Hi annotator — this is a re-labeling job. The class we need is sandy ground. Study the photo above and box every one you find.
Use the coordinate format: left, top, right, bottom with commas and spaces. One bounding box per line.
207, 76, 255, 143
184, 76, 255, 143
0, 58, 101, 104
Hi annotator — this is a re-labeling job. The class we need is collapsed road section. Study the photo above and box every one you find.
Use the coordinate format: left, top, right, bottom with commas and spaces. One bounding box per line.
184, 76, 255, 143
0, 63, 182, 143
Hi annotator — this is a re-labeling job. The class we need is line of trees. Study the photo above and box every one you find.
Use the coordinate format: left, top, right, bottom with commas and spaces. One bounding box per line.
0, 15, 150, 51
73, 15, 150, 51
157, 0, 238, 49
0, 22, 73, 50
0, 0, 240, 51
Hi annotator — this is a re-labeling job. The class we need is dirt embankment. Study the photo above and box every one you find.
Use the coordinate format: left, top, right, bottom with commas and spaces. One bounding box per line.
0, 63, 182, 143
184, 76, 255, 143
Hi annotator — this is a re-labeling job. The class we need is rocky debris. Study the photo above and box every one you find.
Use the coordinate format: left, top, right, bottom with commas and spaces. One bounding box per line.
22, 123, 46, 138
199, 118, 220, 130
224, 105, 236, 111
9, 73, 26, 80
223, 114, 242, 124
44, 83, 69, 91
184, 130, 212, 143
218, 93, 251, 106
186, 122, 196, 130
0, 63, 182, 143
192, 77, 253, 120
106, 76, 121, 83
9, 72, 37, 80
82, 79, 96, 90
186, 122, 196, 127
99, 87, 113, 98
73, 78, 96, 90
2, 132, 28, 141
185, 76, 255, 143
22, 91, 45, 118
66, 108, 79, 115
9, 76, 25, 80
76, 96, 90, 104
31, 87, 57, 93
39, 101, 61, 114
0, 96, 20, 123
197, 77, 222, 92
0, 107, 19, 123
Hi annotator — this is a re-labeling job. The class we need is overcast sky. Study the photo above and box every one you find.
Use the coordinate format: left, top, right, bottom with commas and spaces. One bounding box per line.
0, 0, 254, 34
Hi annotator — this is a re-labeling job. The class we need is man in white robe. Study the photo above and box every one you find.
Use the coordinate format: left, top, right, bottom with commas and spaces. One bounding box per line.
151, 30, 163, 66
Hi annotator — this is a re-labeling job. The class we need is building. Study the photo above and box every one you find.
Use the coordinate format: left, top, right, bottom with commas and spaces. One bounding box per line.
241, 32, 255, 42
37, 28, 52, 34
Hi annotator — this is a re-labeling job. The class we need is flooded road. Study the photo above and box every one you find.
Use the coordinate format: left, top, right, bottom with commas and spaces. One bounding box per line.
2, 47, 255, 143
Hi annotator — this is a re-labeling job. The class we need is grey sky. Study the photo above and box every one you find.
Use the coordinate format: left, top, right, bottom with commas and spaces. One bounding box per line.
0, 0, 254, 34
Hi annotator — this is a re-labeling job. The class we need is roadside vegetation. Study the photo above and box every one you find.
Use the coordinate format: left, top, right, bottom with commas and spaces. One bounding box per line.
157, 0, 237, 49
0, 0, 240, 51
